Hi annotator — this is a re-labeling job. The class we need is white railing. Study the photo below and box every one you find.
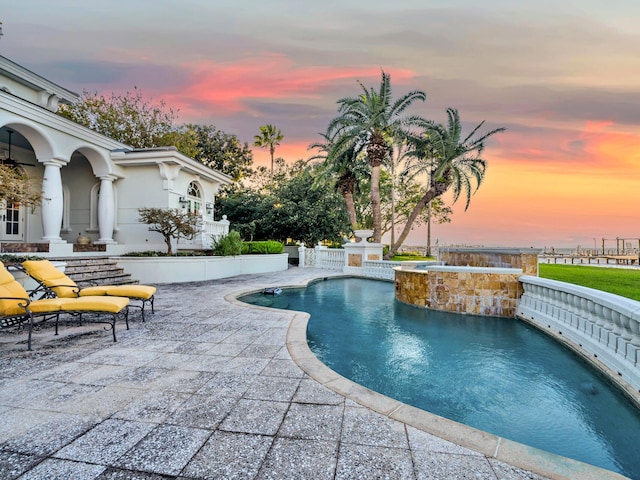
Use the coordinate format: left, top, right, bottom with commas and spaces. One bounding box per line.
203, 216, 230, 242
517, 275, 640, 391
362, 260, 401, 280
299, 247, 440, 280
315, 247, 345, 270
179, 216, 230, 250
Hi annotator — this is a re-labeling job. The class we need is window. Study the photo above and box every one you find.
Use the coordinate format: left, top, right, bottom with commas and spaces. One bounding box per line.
187, 181, 202, 215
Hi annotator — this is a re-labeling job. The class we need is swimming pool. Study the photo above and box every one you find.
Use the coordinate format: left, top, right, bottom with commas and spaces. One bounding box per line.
240, 277, 640, 478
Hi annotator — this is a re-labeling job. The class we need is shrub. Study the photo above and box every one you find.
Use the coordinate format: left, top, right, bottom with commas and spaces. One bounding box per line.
121, 250, 166, 257
0, 254, 45, 266
212, 230, 243, 256
242, 240, 284, 254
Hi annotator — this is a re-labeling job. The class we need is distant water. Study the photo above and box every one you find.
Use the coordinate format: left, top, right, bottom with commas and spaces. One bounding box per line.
240, 277, 640, 478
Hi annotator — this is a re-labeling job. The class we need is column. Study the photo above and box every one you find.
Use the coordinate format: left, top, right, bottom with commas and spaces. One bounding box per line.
298, 243, 306, 268
41, 159, 66, 242
97, 176, 116, 244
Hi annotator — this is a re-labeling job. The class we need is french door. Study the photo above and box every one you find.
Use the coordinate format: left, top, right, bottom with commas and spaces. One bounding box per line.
0, 201, 24, 241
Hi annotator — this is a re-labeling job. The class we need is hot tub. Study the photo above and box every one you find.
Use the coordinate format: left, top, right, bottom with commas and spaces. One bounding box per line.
394, 264, 523, 317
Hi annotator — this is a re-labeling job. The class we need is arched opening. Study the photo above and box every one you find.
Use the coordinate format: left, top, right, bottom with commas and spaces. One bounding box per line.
0, 127, 42, 243
187, 181, 202, 216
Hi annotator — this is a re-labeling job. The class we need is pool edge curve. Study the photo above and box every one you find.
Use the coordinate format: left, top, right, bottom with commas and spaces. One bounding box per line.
227, 276, 629, 480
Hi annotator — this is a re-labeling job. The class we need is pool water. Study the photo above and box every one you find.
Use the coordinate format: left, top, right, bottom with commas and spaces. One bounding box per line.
240, 277, 640, 478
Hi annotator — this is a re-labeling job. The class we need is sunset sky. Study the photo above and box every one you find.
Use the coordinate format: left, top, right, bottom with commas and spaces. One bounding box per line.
3, 1, 640, 248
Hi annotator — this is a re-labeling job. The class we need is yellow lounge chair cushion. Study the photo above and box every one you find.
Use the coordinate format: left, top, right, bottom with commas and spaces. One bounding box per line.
0, 265, 33, 315
0, 264, 63, 315
80, 285, 156, 300
56, 296, 129, 314
28, 298, 66, 314
22, 260, 79, 298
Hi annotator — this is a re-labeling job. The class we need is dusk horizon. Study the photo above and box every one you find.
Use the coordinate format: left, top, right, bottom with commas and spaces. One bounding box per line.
4, 1, 639, 249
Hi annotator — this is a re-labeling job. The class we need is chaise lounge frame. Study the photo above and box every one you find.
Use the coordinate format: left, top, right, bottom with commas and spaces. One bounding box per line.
1, 264, 129, 350
20, 260, 155, 321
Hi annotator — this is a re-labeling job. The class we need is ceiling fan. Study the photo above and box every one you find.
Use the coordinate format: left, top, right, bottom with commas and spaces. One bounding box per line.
2, 129, 35, 167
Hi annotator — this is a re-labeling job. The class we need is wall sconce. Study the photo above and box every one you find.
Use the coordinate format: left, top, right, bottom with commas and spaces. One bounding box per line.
205, 202, 213, 215
178, 196, 188, 207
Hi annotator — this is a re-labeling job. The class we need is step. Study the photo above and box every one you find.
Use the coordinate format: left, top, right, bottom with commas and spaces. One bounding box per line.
64, 264, 125, 275
50, 257, 140, 286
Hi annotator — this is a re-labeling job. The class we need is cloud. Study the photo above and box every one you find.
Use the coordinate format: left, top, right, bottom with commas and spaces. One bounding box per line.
160, 54, 419, 117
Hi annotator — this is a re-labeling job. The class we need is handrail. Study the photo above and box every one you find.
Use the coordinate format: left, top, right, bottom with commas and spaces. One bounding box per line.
517, 275, 640, 392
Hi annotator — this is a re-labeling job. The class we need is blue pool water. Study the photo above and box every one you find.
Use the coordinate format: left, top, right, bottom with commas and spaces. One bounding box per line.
240, 277, 640, 478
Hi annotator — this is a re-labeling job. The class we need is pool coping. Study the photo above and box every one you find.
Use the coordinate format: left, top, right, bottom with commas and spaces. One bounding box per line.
228, 274, 629, 480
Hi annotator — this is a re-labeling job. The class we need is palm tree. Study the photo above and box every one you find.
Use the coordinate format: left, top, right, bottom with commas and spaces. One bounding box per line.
326, 71, 426, 242
386, 108, 505, 258
253, 124, 283, 178
308, 133, 368, 229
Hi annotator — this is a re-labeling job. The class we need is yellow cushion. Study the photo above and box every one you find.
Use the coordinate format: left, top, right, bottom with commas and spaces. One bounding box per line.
57, 296, 129, 314
0, 262, 31, 315
80, 285, 156, 299
22, 260, 79, 298
28, 298, 64, 314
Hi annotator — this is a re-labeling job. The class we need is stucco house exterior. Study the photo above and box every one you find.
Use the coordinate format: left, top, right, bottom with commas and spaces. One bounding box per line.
0, 54, 232, 257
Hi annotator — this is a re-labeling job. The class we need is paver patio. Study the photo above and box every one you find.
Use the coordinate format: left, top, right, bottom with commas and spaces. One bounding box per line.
0, 267, 556, 479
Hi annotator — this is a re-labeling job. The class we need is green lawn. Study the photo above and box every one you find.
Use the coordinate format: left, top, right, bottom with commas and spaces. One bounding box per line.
391, 255, 436, 261
539, 264, 640, 301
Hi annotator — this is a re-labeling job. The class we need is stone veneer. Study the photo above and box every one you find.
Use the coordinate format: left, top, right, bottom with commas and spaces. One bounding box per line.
394, 266, 523, 317
438, 247, 539, 276
0, 242, 50, 253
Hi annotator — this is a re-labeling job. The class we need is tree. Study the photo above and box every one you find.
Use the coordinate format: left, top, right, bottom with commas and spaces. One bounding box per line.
326, 71, 426, 243
253, 124, 283, 178
214, 188, 268, 240
0, 166, 41, 208
59, 89, 255, 186
308, 133, 368, 229
425, 198, 453, 256
261, 162, 350, 245
250, 157, 289, 193
58, 88, 178, 148
185, 124, 254, 182
380, 177, 452, 240
138, 207, 199, 255
217, 161, 350, 245
386, 108, 505, 258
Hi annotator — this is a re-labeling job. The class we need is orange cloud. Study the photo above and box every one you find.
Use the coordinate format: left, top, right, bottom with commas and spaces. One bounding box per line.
578, 121, 640, 172
252, 139, 319, 166
160, 54, 418, 117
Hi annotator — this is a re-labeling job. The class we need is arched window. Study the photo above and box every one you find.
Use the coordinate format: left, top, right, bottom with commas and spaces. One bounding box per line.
187, 181, 202, 215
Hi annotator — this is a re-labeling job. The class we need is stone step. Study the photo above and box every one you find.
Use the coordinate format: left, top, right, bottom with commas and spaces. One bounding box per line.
51, 257, 139, 287
64, 263, 123, 275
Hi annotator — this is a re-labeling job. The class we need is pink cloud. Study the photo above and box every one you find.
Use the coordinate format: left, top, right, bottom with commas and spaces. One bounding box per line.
159, 54, 418, 117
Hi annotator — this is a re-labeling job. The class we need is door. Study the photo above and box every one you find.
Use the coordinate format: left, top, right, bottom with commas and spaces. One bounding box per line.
0, 201, 24, 241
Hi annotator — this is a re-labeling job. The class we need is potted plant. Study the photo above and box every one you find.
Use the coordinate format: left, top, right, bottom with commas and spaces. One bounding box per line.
76, 232, 91, 245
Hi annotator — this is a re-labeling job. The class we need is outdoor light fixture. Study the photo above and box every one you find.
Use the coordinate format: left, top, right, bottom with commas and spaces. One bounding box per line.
178, 196, 188, 207
205, 202, 213, 215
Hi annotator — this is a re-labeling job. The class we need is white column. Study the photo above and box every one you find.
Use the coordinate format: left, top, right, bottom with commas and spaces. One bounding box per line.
298, 243, 306, 268
41, 159, 66, 242
97, 176, 116, 244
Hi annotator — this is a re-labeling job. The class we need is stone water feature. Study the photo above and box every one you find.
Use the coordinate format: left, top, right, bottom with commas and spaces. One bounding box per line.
394, 247, 541, 317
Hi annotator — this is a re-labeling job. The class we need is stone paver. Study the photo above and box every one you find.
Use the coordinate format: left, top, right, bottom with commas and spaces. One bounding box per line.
0, 267, 568, 479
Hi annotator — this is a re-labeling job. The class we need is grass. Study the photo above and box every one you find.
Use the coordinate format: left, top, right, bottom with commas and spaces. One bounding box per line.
391, 255, 436, 261
539, 264, 640, 301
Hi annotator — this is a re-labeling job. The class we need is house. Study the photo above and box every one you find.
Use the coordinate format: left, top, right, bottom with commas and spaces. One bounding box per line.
0, 54, 232, 257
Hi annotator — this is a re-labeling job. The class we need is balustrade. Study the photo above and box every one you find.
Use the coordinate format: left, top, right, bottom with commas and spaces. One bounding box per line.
315, 248, 344, 270
518, 276, 640, 391
362, 260, 401, 280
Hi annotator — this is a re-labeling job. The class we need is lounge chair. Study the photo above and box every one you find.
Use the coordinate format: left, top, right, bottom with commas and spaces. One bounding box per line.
0, 262, 129, 350
21, 260, 156, 321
